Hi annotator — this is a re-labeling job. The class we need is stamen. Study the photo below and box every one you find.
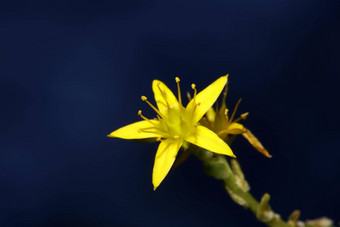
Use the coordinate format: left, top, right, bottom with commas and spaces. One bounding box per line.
229, 98, 242, 123
138, 110, 149, 121
191, 84, 198, 113
191, 84, 197, 98
141, 96, 165, 118
175, 77, 182, 106
173, 135, 179, 139
138, 110, 158, 126
233, 112, 249, 123
138, 110, 146, 119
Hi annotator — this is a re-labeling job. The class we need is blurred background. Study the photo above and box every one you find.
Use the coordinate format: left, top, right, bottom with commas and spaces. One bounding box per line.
0, 0, 339, 226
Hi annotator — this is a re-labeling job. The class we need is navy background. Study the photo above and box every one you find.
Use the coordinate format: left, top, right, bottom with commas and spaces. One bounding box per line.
0, 0, 339, 226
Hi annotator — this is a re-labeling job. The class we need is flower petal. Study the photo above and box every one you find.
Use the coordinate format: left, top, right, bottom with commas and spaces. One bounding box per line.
226, 122, 247, 134
152, 79, 179, 115
242, 128, 272, 158
107, 120, 161, 139
187, 75, 228, 123
186, 125, 236, 157
152, 139, 182, 190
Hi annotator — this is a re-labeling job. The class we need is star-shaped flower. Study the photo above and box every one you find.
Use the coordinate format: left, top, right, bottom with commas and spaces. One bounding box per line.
108, 75, 235, 190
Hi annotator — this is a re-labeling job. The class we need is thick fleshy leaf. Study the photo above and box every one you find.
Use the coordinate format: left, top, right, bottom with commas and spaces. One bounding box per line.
152, 139, 182, 190
187, 75, 228, 124
107, 120, 161, 139
186, 125, 236, 157
152, 79, 179, 115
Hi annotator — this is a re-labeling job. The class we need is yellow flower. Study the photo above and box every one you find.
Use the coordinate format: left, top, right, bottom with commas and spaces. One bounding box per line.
108, 75, 235, 190
201, 85, 271, 158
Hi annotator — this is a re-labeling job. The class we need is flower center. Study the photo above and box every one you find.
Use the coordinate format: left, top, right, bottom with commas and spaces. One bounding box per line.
139, 77, 199, 140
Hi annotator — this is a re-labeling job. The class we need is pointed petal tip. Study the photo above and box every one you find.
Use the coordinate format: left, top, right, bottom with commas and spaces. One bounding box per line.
187, 75, 229, 123
107, 132, 116, 138
220, 74, 229, 82
224, 150, 236, 158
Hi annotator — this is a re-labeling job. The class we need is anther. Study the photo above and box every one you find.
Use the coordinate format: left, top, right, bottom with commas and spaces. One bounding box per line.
138, 110, 158, 127
240, 112, 249, 119
173, 135, 179, 139
233, 112, 249, 123
138, 110, 149, 121
191, 84, 197, 98
141, 95, 165, 118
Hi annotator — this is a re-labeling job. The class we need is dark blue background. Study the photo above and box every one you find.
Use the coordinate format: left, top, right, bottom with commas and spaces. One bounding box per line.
1, 0, 339, 226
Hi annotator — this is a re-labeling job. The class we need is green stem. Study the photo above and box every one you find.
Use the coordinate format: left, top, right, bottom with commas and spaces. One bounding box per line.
190, 148, 333, 227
